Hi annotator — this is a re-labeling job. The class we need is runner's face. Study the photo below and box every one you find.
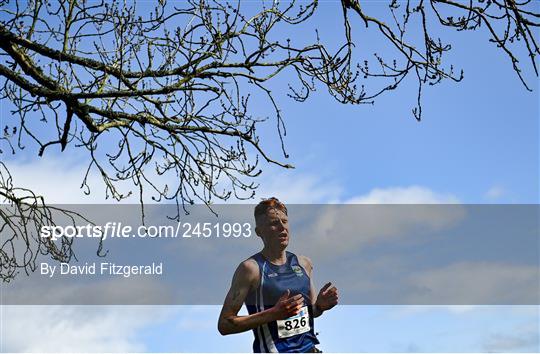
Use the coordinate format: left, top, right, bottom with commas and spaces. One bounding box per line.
257, 209, 289, 248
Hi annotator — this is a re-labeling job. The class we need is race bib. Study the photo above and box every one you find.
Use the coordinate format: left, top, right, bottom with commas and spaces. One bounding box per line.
276, 306, 311, 338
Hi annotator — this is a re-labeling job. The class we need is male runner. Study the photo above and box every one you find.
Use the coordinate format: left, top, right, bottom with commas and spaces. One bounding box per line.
218, 198, 339, 353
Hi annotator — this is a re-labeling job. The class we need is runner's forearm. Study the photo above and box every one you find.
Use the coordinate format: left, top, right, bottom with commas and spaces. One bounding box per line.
219, 308, 277, 335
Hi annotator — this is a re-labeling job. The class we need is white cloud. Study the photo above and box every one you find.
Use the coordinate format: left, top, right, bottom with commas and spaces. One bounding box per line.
1, 306, 172, 352
407, 262, 539, 305
296, 203, 464, 259
485, 185, 505, 201
443, 305, 478, 314
253, 169, 342, 204
396, 305, 480, 316
4, 156, 345, 205
294, 185, 464, 259
4, 155, 111, 204
347, 185, 459, 204
6, 155, 461, 207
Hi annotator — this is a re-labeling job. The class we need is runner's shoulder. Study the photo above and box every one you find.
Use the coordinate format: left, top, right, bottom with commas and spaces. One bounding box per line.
234, 257, 260, 285
297, 255, 313, 274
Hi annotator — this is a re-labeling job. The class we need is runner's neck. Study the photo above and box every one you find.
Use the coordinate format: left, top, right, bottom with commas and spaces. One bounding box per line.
260, 248, 287, 266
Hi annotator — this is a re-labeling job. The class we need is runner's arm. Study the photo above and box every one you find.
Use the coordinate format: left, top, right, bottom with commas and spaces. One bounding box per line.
299, 255, 338, 318
299, 256, 323, 318
218, 260, 267, 335
218, 260, 304, 335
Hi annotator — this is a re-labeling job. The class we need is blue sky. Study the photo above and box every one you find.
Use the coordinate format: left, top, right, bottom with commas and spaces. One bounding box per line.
1, 0, 539, 352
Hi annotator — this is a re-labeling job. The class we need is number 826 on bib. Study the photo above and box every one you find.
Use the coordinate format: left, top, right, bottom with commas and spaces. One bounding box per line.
276, 306, 311, 338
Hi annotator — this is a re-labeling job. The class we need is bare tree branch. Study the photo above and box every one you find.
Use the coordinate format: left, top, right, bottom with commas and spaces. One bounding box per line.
0, 0, 537, 281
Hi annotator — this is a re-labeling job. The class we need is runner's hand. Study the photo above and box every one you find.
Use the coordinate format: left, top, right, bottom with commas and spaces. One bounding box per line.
270, 289, 304, 320
315, 282, 338, 312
